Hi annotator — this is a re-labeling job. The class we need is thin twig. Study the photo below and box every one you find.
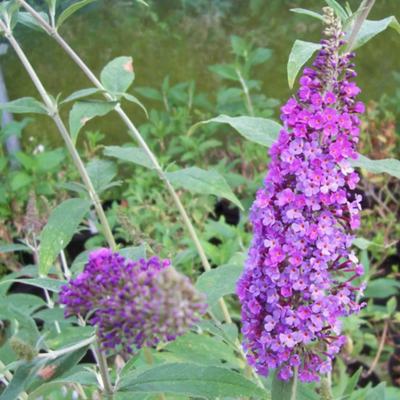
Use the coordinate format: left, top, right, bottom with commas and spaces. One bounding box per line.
367, 320, 388, 376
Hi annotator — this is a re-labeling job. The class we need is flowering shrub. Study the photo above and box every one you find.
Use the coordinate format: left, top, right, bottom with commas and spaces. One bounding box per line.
59, 248, 207, 355
237, 7, 367, 383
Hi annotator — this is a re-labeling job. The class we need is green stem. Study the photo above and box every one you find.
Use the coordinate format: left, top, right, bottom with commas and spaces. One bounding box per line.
236, 68, 254, 117
346, 0, 376, 52
16, 0, 231, 323
95, 340, 114, 400
1, 21, 116, 250
291, 366, 298, 400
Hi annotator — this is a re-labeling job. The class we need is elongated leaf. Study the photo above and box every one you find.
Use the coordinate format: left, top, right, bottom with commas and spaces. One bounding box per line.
189, 115, 281, 148
61, 88, 103, 104
104, 145, 154, 169
101, 56, 135, 94
121, 93, 148, 117
119, 245, 146, 262
0, 97, 47, 114
9, 304, 40, 345
196, 264, 242, 308
364, 279, 400, 299
165, 167, 243, 210
271, 370, 294, 400
287, 40, 322, 89
208, 64, 239, 81
325, 0, 348, 21
342, 367, 363, 398
56, 0, 96, 28
351, 154, 400, 179
18, 11, 50, 32
365, 382, 386, 400
0, 243, 31, 253
119, 363, 269, 398
353, 237, 374, 250
5, 278, 67, 293
86, 158, 117, 193
0, 363, 32, 400
134, 87, 163, 101
290, 8, 323, 21
351, 17, 400, 50
57, 182, 88, 195
39, 199, 92, 276
158, 333, 242, 367
69, 101, 117, 144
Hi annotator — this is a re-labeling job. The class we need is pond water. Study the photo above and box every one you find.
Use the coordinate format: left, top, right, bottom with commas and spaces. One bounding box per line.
2, 0, 400, 147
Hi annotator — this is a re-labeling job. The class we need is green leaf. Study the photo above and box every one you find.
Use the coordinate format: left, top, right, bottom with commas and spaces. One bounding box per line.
134, 87, 163, 101
165, 167, 243, 211
0, 97, 47, 114
60, 88, 103, 104
387, 297, 397, 315
342, 367, 362, 398
353, 237, 374, 250
287, 40, 322, 89
119, 245, 147, 262
0, 363, 32, 400
9, 304, 40, 346
69, 101, 117, 144
0, 243, 31, 253
189, 115, 282, 148
290, 8, 324, 21
248, 48, 273, 65
208, 64, 239, 81
351, 154, 400, 179
365, 382, 386, 400
325, 0, 348, 21
104, 145, 154, 169
56, 0, 96, 28
157, 332, 242, 367
18, 11, 50, 32
86, 158, 117, 193
364, 279, 400, 299
4, 278, 67, 293
39, 199, 92, 276
230, 35, 247, 56
119, 363, 269, 398
351, 17, 400, 50
196, 264, 243, 308
120, 93, 148, 118
100, 56, 135, 94
10, 172, 33, 191
271, 369, 294, 400
57, 182, 88, 195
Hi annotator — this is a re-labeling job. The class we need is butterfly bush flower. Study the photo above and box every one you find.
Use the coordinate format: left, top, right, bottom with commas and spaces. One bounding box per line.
237, 7, 366, 383
59, 248, 207, 355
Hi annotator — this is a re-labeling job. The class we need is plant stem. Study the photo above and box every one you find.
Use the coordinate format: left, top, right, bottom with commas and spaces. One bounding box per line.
236, 68, 254, 117
367, 319, 388, 376
346, 0, 376, 52
95, 341, 114, 400
38, 335, 97, 359
291, 366, 298, 400
143, 346, 165, 400
0, 20, 116, 250
16, 0, 232, 323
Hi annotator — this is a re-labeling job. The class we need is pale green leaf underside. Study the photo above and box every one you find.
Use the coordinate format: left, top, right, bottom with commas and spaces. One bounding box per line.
104, 146, 154, 170
39, 199, 92, 276
189, 115, 282, 148
290, 8, 323, 21
119, 363, 269, 398
165, 167, 243, 210
196, 264, 243, 307
0, 97, 47, 114
351, 154, 400, 179
287, 40, 322, 89
100, 56, 135, 94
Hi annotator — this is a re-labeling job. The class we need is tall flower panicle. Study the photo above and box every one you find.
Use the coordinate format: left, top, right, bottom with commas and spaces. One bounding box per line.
237, 7, 366, 383
59, 248, 207, 355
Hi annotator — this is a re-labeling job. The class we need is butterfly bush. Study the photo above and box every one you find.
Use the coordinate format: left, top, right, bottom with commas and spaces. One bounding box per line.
237, 7, 366, 383
59, 248, 207, 355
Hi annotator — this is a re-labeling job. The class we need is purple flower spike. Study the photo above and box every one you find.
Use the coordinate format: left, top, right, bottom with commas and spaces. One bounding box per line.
237, 7, 366, 383
59, 248, 207, 355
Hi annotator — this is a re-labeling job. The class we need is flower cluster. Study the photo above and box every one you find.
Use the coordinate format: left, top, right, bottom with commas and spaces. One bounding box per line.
237, 7, 366, 382
59, 248, 207, 355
